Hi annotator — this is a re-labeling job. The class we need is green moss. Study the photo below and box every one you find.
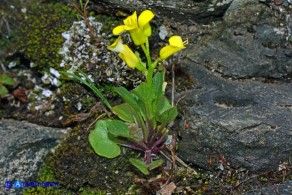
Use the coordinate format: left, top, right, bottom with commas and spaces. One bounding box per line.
100, 83, 118, 97
23, 120, 138, 194
50, 121, 137, 193
19, 3, 77, 72
57, 82, 98, 118
94, 14, 121, 34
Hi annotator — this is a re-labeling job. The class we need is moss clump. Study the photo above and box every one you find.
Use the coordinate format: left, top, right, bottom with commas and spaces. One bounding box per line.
19, 2, 77, 72
94, 14, 122, 34
50, 120, 137, 193
24, 120, 137, 194
56, 82, 99, 120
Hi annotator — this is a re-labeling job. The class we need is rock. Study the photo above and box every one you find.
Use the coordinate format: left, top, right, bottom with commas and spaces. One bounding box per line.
176, 61, 292, 171
226, 0, 264, 14
175, 0, 292, 172
187, 1, 292, 79
244, 180, 292, 195
92, 0, 233, 23
0, 119, 68, 194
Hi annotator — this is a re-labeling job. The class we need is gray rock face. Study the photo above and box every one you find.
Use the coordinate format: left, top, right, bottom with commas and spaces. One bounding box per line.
189, 1, 292, 79
176, 62, 292, 171
244, 180, 292, 195
94, 0, 233, 23
0, 119, 68, 194
175, 0, 292, 172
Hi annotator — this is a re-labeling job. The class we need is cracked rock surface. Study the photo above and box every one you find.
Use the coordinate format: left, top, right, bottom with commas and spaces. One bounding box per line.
0, 119, 68, 195
176, 0, 292, 173
176, 62, 292, 171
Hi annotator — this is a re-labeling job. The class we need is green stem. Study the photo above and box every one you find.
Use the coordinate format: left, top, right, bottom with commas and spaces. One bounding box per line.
146, 37, 150, 58
146, 60, 158, 84
141, 44, 151, 67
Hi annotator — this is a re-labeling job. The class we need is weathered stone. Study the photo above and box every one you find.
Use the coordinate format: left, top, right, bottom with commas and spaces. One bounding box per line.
187, 1, 292, 79
0, 119, 68, 194
176, 61, 292, 171
244, 180, 292, 195
175, 0, 292, 172
93, 0, 233, 23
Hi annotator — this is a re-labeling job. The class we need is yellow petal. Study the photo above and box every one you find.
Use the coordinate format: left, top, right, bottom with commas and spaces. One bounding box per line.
138, 10, 154, 28
107, 36, 123, 52
129, 28, 147, 45
169, 36, 185, 48
123, 11, 138, 29
118, 45, 139, 68
159, 45, 181, 60
142, 23, 152, 37
113, 25, 126, 35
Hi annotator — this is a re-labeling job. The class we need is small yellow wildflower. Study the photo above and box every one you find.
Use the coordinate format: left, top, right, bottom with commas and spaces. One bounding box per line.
107, 36, 140, 69
159, 36, 187, 60
113, 10, 155, 45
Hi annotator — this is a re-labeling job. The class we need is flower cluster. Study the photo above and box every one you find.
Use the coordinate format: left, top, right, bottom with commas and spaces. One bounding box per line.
107, 10, 187, 77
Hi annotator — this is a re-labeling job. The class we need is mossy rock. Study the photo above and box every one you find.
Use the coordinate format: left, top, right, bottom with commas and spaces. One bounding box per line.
49, 121, 138, 193
19, 2, 77, 72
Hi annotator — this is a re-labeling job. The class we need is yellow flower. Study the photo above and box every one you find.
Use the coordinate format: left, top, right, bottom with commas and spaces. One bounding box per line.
113, 10, 155, 45
107, 37, 139, 68
159, 36, 187, 60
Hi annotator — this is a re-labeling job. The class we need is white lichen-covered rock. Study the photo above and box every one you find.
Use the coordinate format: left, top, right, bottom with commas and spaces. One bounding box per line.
59, 16, 143, 87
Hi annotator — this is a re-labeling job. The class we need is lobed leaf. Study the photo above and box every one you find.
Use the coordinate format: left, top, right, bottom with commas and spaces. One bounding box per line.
89, 120, 121, 158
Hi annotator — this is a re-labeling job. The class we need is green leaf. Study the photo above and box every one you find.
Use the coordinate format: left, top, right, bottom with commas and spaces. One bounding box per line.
133, 71, 165, 120
157, 106, 178, 125
0, 85, 8, 96
0, 73, 14, 86
107, 120, 132, 138
129, 158, 150, 175
152, 71, 164, 98
115, 87, 139, 111
148, 159, 164, 170
156, 96, 178, 125
133, 82, 156, 118
157, 96, 172, 115
114, 87, 147, 134
89, 120, 120, 158
112, 103, 136, 123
